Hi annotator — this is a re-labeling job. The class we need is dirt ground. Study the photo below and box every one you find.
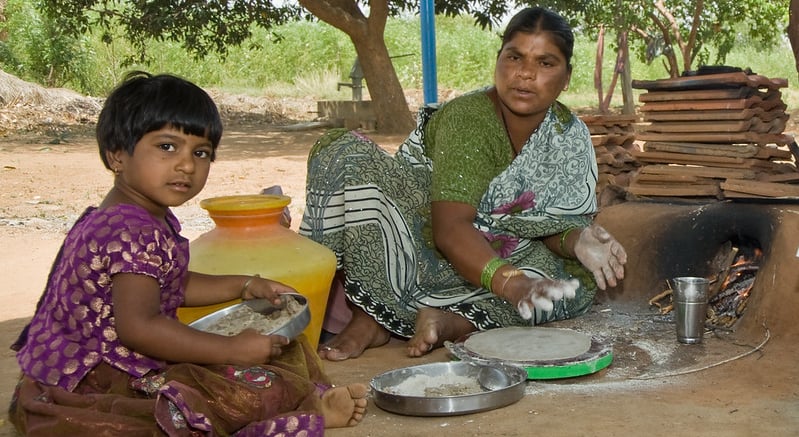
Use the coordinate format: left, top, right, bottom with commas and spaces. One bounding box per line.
1, 91, 798, 436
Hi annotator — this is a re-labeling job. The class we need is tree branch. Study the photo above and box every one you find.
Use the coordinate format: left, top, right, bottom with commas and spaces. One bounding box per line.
654, 0, 685, 52
648, 10, 678, 77
684, 0, 704, 73
298, 0, 367, 40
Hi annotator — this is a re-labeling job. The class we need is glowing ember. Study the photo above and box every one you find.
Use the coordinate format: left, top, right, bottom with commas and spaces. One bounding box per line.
647, 246, 761, 329
707, 250, 761, 328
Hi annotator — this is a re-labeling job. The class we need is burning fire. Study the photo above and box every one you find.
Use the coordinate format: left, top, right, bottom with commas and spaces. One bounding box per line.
707, 249, 762, 329
648, 247, 762, 329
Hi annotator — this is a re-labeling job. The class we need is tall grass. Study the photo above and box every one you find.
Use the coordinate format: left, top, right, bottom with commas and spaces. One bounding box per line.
0, 6, 795, 110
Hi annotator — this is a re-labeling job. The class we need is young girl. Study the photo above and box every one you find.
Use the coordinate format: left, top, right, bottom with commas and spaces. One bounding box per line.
9, 72, 367, 436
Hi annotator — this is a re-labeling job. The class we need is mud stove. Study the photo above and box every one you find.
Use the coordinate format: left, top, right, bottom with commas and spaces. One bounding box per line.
546, 201, 799, 382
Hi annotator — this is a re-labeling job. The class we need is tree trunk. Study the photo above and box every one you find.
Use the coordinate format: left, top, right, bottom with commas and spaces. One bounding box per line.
681, 0, 703, 74
611, 0, 634, 115
0, 0, 7, 41
594, 26, 606, 113
619, 31, 635, 115
298, 0, 414, 134
351, 35, 415, 133
789, 0, 799, 81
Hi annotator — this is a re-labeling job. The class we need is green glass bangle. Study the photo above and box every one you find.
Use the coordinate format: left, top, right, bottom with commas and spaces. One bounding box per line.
480, 257, 507, 292
559, 227, 579, 258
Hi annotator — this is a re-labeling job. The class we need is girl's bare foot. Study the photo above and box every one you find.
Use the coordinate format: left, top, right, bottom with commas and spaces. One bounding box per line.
406, 308, 476, 357
318, 307, 391, 361
321, 383, 368, 428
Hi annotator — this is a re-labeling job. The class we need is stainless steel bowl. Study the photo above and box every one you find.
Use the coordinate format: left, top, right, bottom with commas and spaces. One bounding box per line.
189, 293, 310, 340
370, 361, 527, 416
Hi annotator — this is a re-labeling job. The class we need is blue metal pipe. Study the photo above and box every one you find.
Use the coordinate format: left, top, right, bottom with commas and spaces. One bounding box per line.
420, 0, 438, 104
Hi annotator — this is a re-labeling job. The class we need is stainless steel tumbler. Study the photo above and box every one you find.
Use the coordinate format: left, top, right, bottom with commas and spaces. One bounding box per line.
672, 277, 709, 344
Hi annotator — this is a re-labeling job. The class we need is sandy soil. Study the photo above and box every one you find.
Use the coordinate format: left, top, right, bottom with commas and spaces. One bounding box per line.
1, 90, 798, 436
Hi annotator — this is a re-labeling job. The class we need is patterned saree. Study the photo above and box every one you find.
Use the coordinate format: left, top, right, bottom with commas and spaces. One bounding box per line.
300, 91, 600, 338
9, 336, 330, 436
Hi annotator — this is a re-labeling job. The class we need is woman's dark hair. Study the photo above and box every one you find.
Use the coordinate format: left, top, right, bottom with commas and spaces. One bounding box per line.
96, 71, 223, 169
500, 7, 575, 70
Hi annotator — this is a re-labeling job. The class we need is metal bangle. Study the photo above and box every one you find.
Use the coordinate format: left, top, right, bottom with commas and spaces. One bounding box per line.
499, 268, 524, 296
240, 274, 260, 297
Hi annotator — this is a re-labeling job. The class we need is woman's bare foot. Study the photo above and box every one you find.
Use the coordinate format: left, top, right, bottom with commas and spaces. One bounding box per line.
318, 307, 390, 361
321, 383, 368, 428
406, 308, 476, 357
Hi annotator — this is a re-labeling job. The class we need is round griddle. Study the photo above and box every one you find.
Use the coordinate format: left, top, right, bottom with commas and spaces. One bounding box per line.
445, 327, 613, 380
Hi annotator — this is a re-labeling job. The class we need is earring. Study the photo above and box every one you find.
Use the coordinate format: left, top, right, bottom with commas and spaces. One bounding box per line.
563, 85, 569, 91
112, 167, 120, 175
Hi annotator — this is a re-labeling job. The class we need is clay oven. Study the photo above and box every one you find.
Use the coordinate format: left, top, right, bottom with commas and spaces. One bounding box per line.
596, 201, 799, 344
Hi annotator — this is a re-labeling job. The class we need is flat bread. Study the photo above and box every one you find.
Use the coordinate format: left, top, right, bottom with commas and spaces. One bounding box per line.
463, 327, 592, 362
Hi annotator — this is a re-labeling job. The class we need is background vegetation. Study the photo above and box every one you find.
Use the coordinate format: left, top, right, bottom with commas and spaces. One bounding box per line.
1, 1, 796, 111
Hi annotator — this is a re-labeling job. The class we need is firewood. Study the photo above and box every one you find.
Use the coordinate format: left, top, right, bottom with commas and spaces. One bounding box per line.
646, 120, 753, 134
636, 132, 792, 146
754, 145, 793, 160
644, 141, 759, 158
721, 179, 799, 198
642, 107, 781, 122
648, 288, 672, 307
627, 182, 722, 197
708, 246, 738, 300
640, 164, 756, 180
631, 71, 788, 92
596, 153, 616, 165
635, 173, 704, 184
640, 96, 767, 112
633, 150, 751, 167
759, 173, 799, 183
638, 88, 754, 102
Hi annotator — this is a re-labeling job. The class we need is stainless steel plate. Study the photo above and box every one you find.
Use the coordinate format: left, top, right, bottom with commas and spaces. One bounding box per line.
370, 361, 527, 416
188, 293, 310, 340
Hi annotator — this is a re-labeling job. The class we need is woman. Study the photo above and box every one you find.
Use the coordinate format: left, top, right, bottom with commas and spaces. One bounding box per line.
299, 7, 627, 361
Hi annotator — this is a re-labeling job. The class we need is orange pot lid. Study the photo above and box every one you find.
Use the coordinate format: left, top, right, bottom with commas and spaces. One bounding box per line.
199, 194, 291, 212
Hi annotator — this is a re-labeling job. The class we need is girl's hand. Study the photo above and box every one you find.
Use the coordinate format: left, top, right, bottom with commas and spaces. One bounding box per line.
498, 274, 578, 319
241, 276, 297, 306
226, 329, 290, 365
573, 224, 627, 290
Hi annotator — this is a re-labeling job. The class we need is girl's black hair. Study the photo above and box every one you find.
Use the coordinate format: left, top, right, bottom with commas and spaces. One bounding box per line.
500, 7, 575, 70
96, 71, 223, 168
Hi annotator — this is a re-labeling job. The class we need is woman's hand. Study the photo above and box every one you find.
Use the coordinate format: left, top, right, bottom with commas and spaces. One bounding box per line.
241, 276, 297, 306
573, 224, 627, 290
226, 330, 290, 365
498, 273, 579, 319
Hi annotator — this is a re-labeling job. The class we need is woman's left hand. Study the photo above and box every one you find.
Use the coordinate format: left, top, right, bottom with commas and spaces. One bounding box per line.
573, 224, 627, 290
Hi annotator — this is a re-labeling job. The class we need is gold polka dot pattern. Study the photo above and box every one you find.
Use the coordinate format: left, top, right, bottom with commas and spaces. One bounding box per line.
15, 204, 189, 391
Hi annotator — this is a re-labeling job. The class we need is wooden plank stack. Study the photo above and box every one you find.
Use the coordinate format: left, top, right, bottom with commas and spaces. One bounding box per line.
580, 114, 641, 206
628, 70, 797, 200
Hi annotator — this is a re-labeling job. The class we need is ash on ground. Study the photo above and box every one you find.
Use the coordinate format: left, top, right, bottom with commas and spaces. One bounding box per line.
528, 299, 767, 394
